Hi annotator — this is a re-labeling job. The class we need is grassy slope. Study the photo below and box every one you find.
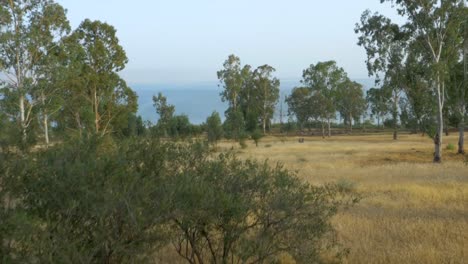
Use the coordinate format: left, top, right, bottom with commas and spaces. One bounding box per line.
217, 134, 468, 264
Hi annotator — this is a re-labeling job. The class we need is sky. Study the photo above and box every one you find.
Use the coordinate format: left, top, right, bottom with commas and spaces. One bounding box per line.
56, 0, 402, 85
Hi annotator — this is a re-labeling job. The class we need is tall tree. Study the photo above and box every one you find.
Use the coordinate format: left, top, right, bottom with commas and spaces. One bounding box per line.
238, 65, 258, 132
218, 55, 244, 113
252, 65, 280, 134
445, 4, 468, 154
463, 5, 468, 153
0, 0, 70, 144
336, 79, 367, 132
70, 19, 137, 137
217, 55, 248, 139
206, 111, 223, 146
286, 87, 312, 131
377, 0, 465, 162
356, 10, 408, 140
301, 61, 346, 137
153, 92, 175, 137
366, 87, 390, 128
403, 44, 437, 136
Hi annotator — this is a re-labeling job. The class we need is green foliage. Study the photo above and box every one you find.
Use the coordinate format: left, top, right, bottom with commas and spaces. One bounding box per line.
336, 178, 357, 193
286, 87, 312, 130
0, 137, 356, 263
153, 92, 175, 136
206, 111, 223, 145
0, 0, 71, 144
251, 129, 263, 147
68, 19, 137, 136
168, 114, 193, 139
223, 109, 245, 141
2, 137, 170, 262
218, 55, 280, 135
447, 143, 456, 151
161, 152, 357, 264
336, 80, 367, 130
367, 87, 390, 127
122, 113, 147, 137
253, 65, 281, 133
239, 134, 248, 149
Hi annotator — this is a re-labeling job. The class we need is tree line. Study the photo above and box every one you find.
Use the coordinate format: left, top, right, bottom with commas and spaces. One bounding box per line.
286, 61, 367, 137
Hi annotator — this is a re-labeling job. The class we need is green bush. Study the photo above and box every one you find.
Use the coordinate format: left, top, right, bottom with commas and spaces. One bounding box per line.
447, 143, 455, 151
336, 178, 357, 193
251, 129, 263, 147
1, 137, 358, 263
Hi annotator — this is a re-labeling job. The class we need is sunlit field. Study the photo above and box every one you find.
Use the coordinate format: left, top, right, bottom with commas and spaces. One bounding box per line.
216, 133, 468, 264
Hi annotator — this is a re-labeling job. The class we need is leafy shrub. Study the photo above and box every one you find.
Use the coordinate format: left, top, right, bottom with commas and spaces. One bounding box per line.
336, 178, 357, 193
446, 143, 455, 151
251, 129, 263, 147
1, 137, 358, 263
206, 111, 223, 145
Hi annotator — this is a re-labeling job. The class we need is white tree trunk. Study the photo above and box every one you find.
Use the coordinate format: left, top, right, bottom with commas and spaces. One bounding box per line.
459, 115, 465, 154
434, 81, 444, 163
19, 95, 27, 142
44, 114, 49, 147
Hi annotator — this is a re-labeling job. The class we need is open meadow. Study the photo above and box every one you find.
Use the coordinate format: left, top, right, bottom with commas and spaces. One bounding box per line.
217, 134, 468, 264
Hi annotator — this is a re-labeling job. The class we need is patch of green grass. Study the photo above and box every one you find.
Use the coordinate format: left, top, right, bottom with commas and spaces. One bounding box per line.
446, 143, 455, 151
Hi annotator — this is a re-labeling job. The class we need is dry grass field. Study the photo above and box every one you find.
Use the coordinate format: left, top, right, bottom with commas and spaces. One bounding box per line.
217, 133, 468, 264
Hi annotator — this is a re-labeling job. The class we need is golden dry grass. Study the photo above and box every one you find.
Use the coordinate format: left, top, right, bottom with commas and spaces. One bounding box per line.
217, 133, 468, 264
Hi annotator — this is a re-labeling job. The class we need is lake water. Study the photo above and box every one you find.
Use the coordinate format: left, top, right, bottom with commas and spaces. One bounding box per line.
134, 79, 375, 125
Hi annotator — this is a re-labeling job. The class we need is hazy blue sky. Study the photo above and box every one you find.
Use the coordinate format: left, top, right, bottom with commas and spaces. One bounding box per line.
56, 0, 402, 85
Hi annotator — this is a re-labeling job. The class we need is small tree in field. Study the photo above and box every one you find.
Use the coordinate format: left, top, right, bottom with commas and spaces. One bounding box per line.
160, 148, 359, 264
206, 111, 223, 146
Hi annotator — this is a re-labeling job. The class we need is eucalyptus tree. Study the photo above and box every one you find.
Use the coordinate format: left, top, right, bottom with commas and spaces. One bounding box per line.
462, 8, 468, 153
401, 43, 437, 136
153, 92, 175, 137
0, 0, 70, 144
373, 0, 465, 162
286, 87, 312, 131
206, 111, 223, 145
366, 87, 390, 128
444, 4, 468, 154
301, 61, 346, 137
70, 19, 137, 137
217, 55, 249, 139
252, 65, 280, 134
336, 79, 367, 132
238, 65, 258, 132
218, 55, 244, 113
356, 10, 409, 140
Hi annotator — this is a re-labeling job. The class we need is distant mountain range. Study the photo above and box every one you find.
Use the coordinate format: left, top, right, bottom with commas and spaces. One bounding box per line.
132, 78, 376, 124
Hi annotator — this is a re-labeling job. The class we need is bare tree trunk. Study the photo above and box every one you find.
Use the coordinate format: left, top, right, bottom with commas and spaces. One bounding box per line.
393, 90, 399, 140
327, 118, 331, 137
19, 95, 27, 142
460, 30, 467, 154
44, 114, 49, 147
349, 113, 353, 134
458, 116, 465, 154
321, 120, 325, 138
41, 91, 50, 146
434, 81, 444, 163
94, 87, 100, 133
